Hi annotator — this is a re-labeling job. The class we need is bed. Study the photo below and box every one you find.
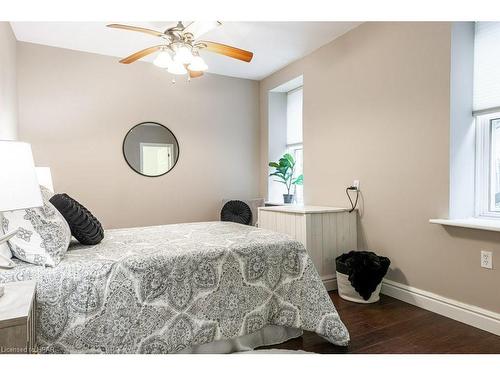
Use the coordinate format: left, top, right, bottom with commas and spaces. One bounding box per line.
0, 221, 349, 353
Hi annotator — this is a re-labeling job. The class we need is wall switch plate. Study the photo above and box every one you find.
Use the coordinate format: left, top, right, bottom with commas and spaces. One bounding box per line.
353, 180, 360, 190
481, 251, 493, 269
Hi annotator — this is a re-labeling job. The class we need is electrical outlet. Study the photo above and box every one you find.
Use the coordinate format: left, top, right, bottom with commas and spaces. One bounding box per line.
481, 251, 493, 269
353, 180, 360, 190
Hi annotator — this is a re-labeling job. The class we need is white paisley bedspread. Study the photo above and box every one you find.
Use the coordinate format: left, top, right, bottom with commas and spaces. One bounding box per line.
0, 221, 350, 353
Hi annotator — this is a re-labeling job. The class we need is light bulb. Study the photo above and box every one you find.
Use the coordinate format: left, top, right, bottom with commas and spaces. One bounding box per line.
174, 45, 193, 64
167, 61, 187, 75
188, 55, 208, 72
153, 50, 172, 68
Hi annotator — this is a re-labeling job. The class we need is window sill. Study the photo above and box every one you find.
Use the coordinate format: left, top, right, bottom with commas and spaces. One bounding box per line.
429, 217, 500, 232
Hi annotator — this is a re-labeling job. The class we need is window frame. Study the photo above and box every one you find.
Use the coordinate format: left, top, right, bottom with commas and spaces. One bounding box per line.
475, 111, 500, 218
286, 142, 303, 176
286, 142, 304, 204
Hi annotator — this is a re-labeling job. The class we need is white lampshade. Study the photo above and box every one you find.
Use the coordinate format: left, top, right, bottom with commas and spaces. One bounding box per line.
0, 141, 43, 212
167, 61, 188, 75
36, 167, 54, 193
173, 45, 193, 64
188, 55, 208, 72
153, 50, 173, 68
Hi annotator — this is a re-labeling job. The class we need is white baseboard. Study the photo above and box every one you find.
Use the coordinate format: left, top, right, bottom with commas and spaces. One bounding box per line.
324, 275, 500, 336
381, 279, 500, 336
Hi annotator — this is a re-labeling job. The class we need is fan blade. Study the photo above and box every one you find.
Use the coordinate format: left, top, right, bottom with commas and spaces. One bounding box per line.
119, 45, 163, 64
199, 41, 253, 62
184, 21, 221, 39
107, 24, 165, 38
189, 70, 204, 79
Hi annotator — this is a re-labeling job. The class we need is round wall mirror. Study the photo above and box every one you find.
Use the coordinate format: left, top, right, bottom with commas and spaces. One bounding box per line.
122, 122, 179, 177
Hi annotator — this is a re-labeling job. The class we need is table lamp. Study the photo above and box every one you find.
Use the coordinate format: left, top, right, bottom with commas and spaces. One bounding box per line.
36, 166, 54, 193
0, 141, 43, 264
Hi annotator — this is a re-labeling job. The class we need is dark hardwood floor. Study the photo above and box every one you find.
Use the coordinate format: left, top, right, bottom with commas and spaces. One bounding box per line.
262, 291, 500, 354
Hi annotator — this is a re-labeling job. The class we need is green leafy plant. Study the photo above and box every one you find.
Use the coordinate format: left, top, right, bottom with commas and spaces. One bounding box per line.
269, 153, 304, 195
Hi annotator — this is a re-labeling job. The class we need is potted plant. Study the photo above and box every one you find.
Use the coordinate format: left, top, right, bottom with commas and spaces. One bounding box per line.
269, 153, 304, 204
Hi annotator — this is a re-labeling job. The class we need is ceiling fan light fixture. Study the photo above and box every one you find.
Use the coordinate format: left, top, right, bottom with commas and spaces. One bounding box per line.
188, 55, 208, 72
167, 61, 188, 75
173, 44, 194, 64
109, 22, 254, 81
153, 50, 173, 68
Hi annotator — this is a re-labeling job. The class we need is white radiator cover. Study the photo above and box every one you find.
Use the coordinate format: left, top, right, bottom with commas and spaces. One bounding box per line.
258, 205, 357, 291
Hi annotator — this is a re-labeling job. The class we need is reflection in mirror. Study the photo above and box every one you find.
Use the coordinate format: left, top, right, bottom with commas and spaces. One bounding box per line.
122, 122, 179, 177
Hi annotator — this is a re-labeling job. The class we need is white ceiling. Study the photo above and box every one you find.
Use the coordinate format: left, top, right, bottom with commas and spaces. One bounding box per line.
11, 22, 361, 80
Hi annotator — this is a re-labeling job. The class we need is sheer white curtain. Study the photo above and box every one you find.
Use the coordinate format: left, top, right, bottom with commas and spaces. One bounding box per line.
473, 22, 500, 114
286, 88, 303, 144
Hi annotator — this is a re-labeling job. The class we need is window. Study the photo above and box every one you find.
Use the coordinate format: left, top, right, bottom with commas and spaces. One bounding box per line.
475, 113, 500, 217
286, 87, 303, 203
267, 76, 303, 204
474, 22, 500, 218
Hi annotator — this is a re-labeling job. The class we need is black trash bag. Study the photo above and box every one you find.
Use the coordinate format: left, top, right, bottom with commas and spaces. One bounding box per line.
336, 251, 390, 301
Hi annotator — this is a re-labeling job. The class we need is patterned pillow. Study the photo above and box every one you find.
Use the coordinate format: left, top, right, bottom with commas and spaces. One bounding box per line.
49, 193, 104, 245
1, 186, 71, 267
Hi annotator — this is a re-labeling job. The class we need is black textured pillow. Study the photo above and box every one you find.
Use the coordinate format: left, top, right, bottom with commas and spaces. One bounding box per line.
49, 193, 104, 245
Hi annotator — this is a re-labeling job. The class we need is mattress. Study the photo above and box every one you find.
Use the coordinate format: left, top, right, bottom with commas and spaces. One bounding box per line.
0, 221, 349, 353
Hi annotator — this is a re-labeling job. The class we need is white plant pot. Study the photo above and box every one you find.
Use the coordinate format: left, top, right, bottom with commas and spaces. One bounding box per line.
336, 271, 382, 304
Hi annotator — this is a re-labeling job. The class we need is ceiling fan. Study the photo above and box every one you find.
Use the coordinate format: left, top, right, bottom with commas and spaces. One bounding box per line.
107, 21, 254, 81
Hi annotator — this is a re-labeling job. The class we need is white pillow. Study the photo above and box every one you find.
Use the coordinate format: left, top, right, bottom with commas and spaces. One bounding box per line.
1, 186, 71, 267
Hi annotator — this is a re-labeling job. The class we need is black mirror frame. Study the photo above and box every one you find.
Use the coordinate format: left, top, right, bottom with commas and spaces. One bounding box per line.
122, 121, 180, 178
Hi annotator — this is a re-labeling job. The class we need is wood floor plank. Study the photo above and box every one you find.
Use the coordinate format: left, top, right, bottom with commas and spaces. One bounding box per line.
262, 291, 500, 354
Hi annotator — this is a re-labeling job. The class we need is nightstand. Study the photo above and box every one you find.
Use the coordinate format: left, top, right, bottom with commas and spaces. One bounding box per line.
0, 280, 37, 354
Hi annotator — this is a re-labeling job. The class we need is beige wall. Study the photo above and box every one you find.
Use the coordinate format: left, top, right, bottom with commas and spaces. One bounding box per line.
260, 22, 500, 312
17, 42, 260, 229
0, 22, 18, 140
